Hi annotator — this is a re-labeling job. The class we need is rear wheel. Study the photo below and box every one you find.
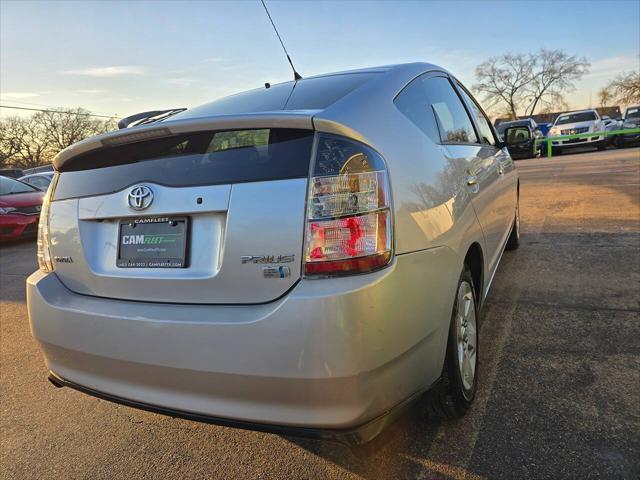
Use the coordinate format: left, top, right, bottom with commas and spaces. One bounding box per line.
426, 265, 478, 419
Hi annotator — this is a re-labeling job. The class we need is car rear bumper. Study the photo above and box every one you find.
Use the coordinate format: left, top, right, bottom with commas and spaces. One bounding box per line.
0, 213, 39, 240
27, 247, 457, 440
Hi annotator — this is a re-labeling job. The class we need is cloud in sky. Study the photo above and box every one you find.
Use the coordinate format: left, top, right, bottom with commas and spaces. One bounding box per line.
583, 54, 640, 80
1, 92, 40, 99
60, 66, 146, 77
75, 89, 108, 94
166, 77, 194, 87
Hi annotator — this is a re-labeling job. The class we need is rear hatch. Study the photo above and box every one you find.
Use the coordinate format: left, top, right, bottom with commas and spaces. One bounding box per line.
48, 117, 315, 304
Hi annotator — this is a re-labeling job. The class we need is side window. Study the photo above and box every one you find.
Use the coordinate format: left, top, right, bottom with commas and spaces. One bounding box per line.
423, 77, 478, 144
457, 85, 496, 145
32, 177, 49, 188
394, 77, 440, 144
395, 75, 478, 144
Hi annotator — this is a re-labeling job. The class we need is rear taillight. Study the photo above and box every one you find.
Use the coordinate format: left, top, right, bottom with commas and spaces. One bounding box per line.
303, 134, 392, 277
37, 180, 54, 273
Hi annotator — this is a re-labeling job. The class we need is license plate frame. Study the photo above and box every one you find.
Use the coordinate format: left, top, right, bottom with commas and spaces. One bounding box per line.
117, 216, 189, 268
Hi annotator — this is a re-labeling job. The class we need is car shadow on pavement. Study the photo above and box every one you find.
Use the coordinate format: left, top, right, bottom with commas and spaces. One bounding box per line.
284, 397, 445, 479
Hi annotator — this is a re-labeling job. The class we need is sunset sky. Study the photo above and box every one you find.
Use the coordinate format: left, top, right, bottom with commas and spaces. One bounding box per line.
1, 0, 639, 119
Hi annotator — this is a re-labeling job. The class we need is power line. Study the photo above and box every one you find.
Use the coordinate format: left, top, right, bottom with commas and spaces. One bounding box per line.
0, 105, 118, 119
0, 98, 118, 117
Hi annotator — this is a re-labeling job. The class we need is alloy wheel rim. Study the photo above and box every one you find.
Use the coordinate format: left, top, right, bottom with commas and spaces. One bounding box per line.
455, 280, 477, 399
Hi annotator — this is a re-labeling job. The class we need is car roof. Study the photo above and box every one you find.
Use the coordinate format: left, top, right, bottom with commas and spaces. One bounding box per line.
170, 63, 441, 121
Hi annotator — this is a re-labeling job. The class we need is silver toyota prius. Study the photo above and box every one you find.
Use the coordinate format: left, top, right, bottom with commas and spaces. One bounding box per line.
27, 62, 519, 444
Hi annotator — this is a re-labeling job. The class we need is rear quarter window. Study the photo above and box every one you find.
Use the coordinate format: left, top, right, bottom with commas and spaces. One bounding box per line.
395, 74, 478, 144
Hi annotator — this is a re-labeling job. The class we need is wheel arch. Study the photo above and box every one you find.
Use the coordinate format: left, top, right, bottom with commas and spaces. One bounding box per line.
464, 242, 484, 307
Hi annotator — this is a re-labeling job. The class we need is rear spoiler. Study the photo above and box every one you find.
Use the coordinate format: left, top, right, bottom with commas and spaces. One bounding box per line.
53, 111, 318, 171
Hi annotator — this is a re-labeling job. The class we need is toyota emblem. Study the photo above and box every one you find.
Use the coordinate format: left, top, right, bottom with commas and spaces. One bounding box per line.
127, 185, 154, 210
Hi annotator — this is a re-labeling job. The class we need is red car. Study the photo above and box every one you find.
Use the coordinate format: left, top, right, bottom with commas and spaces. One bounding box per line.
0, 176, 45, 241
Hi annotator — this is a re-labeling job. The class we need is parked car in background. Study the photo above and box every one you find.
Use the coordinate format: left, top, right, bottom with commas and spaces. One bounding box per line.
535, 122, 553, 137
496, 118, 543, 158
28, 63, 520, 445
0, 168, 24, 179
0, 176, 44, 241
22, 165, 54, 176
19, 172, 54, 191
601, 116, 622, 146
547, 109, 606, 153
615, 106, 640, 147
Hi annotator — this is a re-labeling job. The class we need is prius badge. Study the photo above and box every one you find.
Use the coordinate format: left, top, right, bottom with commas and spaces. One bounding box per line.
127, 185, 154, 211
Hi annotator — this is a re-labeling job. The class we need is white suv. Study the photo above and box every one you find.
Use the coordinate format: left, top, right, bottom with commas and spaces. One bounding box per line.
548, 109, 606, 153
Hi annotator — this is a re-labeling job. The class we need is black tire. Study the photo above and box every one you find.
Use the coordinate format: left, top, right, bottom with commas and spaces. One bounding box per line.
505, 196, 520, 251
596, 142, 606, 151
552, 147, 562, 156
426, 265, 479, 419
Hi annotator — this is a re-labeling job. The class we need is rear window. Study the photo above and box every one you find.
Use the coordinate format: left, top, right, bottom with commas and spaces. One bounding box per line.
171, 73, 379, 120
496, 122, 526, 135
53, 128, 314, 201
284, 73, 378, 110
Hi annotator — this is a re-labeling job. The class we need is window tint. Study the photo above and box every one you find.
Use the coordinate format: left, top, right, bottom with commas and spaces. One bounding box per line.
394, 78, 440, 144
397, 75, 479, 144
54, 129, 315, 200
457, 85, 496, 145
284, 73, 378, 110
425, 77, 478, 143
171, 83, 293, 119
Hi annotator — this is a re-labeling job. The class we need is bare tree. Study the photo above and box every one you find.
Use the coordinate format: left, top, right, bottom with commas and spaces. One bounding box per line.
598, 70, 640, 107
38, 108, 116, 152
473, 53, 533, 119
524, 50, 590, 115
473, 49, 589, 119
598, 88, 612, 107
0, 117, 24, 168
0, 108, 116, 169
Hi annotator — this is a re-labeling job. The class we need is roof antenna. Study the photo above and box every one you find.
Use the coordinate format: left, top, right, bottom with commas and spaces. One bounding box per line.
260, 0, 302, 81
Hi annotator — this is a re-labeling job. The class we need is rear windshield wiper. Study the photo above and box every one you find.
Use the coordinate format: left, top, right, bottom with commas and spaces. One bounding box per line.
118, 108, 187, 129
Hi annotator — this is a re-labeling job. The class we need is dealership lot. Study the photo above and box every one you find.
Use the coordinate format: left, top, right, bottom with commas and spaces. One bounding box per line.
1, 147, 639, 479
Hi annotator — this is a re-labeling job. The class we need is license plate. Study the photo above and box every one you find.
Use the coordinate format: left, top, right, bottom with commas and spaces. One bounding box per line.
117, 217, 188, 268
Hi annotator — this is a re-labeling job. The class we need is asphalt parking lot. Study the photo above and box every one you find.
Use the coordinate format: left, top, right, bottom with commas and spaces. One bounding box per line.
1, 147, 639, 480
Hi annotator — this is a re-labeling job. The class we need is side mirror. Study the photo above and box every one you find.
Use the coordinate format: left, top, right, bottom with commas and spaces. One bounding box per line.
503, 126, 531, 146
